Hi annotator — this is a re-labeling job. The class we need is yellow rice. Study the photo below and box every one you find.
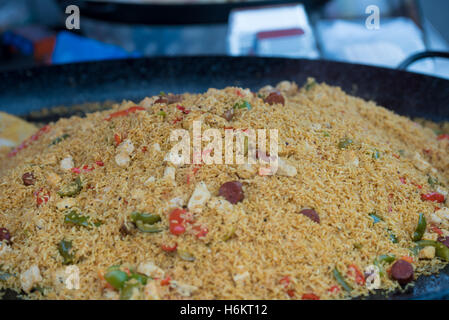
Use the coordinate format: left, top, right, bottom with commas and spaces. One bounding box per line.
0, 80, 449, 300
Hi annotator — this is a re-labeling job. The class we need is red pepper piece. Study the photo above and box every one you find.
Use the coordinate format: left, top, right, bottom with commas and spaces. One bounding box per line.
430, 225, 444, 236
35, 189, 50, 207
161, 243, 178, 252
160, 276, 171, 286
169, 208, 188, 236
71, 167, 81, 174
172, 117, 183, 124
105, 106, 145, 121
279, 276, 291, 288
8, 125, 51, 157
400, 256, 414, 264
347, 264, 365, 285
328, 285, 340, 294
302, 293, 320, 300
95, 160, 104, 167
421, 192, 445, 203
114, 133, 122, 146
437, 134, 449, 141
411, 182, 423, 189
176, 105, 190, 115
193, 225, 208, 239
170, 224, 185, 235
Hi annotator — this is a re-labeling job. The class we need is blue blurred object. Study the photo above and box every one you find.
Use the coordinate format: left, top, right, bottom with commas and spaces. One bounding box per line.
52, 31, 141, 64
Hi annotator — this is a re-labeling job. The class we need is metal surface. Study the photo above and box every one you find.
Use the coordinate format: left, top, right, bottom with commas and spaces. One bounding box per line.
398, 51, 449, 70
57, 0, 329, 25
1, 56, 449, 299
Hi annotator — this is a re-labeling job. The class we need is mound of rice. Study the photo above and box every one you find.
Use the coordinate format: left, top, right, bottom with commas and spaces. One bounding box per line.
1, 80, 449, 300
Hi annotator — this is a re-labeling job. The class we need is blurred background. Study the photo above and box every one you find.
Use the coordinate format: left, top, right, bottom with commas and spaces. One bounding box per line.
0, 0, 448, 78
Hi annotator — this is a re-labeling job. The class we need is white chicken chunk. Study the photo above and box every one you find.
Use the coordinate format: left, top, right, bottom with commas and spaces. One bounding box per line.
115, 152, 131, 167
170, 280, 198, 297
412, 152, 431, 172
144, 280, 161, 300
56, 198, 77, 211
46, 171, 61, 187
430, 208, 449, 228
117, 139, 135, 154
60, 156, 74, 170
169, 196, 185, 208
137, 261, 165, 279
144, 176, 156, 186
163, 166, 176, 185
0, 241, 12, 257
276, 158, 297, 177
207, 197, 234, 214
115, 139, 134, 167
188, 182, 211, 214
364, 265, 381, 290
419, 246, 436, 260
233, 271, 250, 282
20, 265, 42, 293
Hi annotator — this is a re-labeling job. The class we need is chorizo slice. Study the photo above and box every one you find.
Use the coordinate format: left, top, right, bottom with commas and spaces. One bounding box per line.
299, 209, 320, 224
390, 259, 414, 285
264, 91, 285, 106
219, 181, 244, 204
0, 227, 11, 244
22, 172, 36, 186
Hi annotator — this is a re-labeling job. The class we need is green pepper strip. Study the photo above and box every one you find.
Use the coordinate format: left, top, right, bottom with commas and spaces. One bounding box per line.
428, 176, 441, 188
105, 270, 129, 290
373, 150, 380, 160
377, 254, 396, 264
304, 80, 317, 91
0, 272, 12, 281
412, 213, 427, 242
50, 134, 70, 146
369, 213, 383, 224
135, 220, 164, 233
415, 240, 449, 261
58, 177, 82, 197
338, 138, 353, 150
64, 211, 92, 228
58, 239, 74, 265
374, 254, 396, 277
130, 212, 163, 233
130, 212, 161, 225
130, 272, 148, 285
107, 265, 121, 272
389, 231, 399, 244
223, 226, 237, 242
93, 220, 103, 227
32, 286, 47, 295
234, 101, 252, 110
120, 280, 142, 300
333, 267, 352, 292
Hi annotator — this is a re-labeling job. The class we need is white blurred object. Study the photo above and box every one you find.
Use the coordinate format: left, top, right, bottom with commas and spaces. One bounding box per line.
227, 4, 319, 58
317, 16, 449, 79
409, 18, 449, 80
316, 17, 428, 68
